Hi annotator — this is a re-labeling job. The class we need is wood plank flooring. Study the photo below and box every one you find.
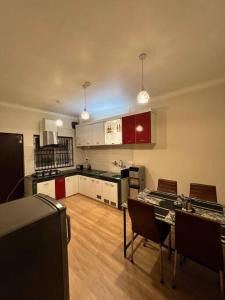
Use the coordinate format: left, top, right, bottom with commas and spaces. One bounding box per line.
62, 195, 222, 300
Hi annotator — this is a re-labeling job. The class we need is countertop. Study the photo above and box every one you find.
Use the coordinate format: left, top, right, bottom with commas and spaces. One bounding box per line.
26, 168, 124, 184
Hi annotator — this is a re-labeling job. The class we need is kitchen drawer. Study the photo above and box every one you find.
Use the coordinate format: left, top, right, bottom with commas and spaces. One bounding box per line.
37, 180, 55, 199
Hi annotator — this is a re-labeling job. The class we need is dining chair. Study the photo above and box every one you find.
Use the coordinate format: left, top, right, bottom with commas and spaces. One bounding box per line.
172, 210, 224, 294
157, 178, 178, 195
189, 183, 217, 202
127, 198, 171, 283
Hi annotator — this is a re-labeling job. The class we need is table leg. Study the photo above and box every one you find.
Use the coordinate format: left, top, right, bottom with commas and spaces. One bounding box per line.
123, 207, 127, 258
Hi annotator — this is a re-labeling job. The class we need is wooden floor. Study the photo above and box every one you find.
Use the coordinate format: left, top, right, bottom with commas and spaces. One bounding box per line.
62, 195, 222, 300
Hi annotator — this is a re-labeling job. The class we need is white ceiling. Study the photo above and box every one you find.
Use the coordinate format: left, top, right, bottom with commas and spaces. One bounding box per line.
0, 0, 224, 118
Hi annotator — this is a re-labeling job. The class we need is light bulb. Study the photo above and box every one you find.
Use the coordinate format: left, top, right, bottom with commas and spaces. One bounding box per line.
137, 90, 150, 104
56, 119, 63, 127
80, 110, 90, 120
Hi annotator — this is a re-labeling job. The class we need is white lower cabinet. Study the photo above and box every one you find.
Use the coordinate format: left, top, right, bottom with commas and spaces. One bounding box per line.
77, 176, 118, 207
65, 175, 78, 197
78, 176, 89, 195
94, 179, 103, 201
37, 180, 55, 199
102, 181, 118, 208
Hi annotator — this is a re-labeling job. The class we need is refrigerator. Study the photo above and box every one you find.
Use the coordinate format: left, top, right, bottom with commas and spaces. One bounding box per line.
0, 194, 70, 300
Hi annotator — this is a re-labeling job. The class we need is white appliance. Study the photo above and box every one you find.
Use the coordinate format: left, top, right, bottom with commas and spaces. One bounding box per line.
104, 119, 122, 145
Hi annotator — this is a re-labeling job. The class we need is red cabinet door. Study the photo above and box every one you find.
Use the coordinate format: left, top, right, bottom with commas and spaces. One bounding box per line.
55, 177, 65, 200
135, 112, 151, 143
122, 115, 136, 144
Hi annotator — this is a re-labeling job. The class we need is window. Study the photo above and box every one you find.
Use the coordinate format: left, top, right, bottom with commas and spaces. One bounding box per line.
34, 135, 74, 170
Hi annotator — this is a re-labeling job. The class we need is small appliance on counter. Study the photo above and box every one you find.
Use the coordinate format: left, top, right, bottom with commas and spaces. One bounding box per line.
76, 164, 83, 170
83, 158, 91, 170
128, 165, 145, 199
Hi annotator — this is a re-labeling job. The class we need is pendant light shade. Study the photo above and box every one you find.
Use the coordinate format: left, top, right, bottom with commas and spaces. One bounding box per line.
137, 90, 150, 104
80, 81, 91, 120
137, 53, 150, 104
80, 109, 90, 120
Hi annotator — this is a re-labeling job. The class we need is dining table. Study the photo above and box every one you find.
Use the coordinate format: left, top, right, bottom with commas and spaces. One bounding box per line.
122, 189, 225, 258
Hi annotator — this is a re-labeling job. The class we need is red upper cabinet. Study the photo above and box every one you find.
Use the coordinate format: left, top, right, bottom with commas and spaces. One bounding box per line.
135, 112, 151, 144
122, 111, 153, 144
122, 115, 136, 144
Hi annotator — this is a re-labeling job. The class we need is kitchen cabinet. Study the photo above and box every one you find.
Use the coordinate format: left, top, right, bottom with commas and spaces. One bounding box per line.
76, 122, 105, 146
65, 175, 78, 197
77, 176, 118, 207
135, 112, 151, 143
37, 180, 55, 199
76, 125, 91, 146
92, 122, 105, 145
122, 111, 154, 144
102, 181, 118, 207
94, 179, 103, 201
104, 119, 122, 145
55, 177, 65, 200
78, 175, 89, 195
122, 115, 136, 144
86, 177, 96, 199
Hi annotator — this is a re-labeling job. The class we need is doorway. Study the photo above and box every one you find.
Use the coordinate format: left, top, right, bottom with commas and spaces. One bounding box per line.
0, 133, 24, 203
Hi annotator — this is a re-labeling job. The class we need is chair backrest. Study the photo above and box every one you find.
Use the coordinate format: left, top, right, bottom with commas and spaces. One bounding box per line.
189, 183, 217, 202
175, 210, 223, 271
127, 198, 162, 244
157, 178, 177, 195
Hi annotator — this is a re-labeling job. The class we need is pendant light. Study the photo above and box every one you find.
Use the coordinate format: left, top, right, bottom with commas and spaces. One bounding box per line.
80, 81, 91, 120
137, 53, 150, 104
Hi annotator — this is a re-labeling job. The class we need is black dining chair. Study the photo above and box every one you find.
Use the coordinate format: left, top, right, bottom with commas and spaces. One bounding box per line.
157, 179, 178, 195
172, 209, 224, 294
189, 183, 217, 203
128, 198, 171, 283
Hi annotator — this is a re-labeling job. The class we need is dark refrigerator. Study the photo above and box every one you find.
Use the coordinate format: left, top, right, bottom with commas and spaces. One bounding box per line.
0, 194, 70, 300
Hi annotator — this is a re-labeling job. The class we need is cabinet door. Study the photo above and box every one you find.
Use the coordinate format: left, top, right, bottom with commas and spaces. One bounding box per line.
104, 119, 122, 145
55, 177, 65, 200
87, 177, 96, 198
65, 175, 78, 197
94, 179, 103, 201
135, 111, 151, 143
76, 126, 85, 146
108, 182, 118, 207
102, 181, 111, 204
102, 181, 118, 207
93, 122, 105, 146
122, 115, 135, 144
78, 176, 86, 195
37, 180, 55, 199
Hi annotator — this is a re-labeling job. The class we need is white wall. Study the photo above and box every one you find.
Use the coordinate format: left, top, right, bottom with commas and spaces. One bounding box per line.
82, 82, 225, 204
0, 104, 82, 175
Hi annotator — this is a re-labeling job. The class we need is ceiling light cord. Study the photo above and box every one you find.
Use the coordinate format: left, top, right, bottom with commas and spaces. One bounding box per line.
83, 86, 87, 111
141, 58, 144, 90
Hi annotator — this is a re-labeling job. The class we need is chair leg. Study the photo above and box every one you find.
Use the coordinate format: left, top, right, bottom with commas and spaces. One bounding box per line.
219, 270, 224, 295
172, 249, 177, 289
160, 245, 164, 284
131, 230, 134, 263
168, 230, 172, 260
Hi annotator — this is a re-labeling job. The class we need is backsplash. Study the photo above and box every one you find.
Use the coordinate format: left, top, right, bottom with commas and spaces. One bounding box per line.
82, 146, 133, 172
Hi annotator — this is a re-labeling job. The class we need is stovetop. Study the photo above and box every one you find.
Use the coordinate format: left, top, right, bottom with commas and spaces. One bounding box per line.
32, 169, 61, 178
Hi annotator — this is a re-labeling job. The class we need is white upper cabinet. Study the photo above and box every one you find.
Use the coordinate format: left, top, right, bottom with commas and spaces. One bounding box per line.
104, 119, 122, 145
76, 122, 105, 147
92, 122, 105, 145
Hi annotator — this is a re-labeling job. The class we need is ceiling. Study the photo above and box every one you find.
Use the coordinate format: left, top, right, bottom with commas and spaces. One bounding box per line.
0, 0, 224, 118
